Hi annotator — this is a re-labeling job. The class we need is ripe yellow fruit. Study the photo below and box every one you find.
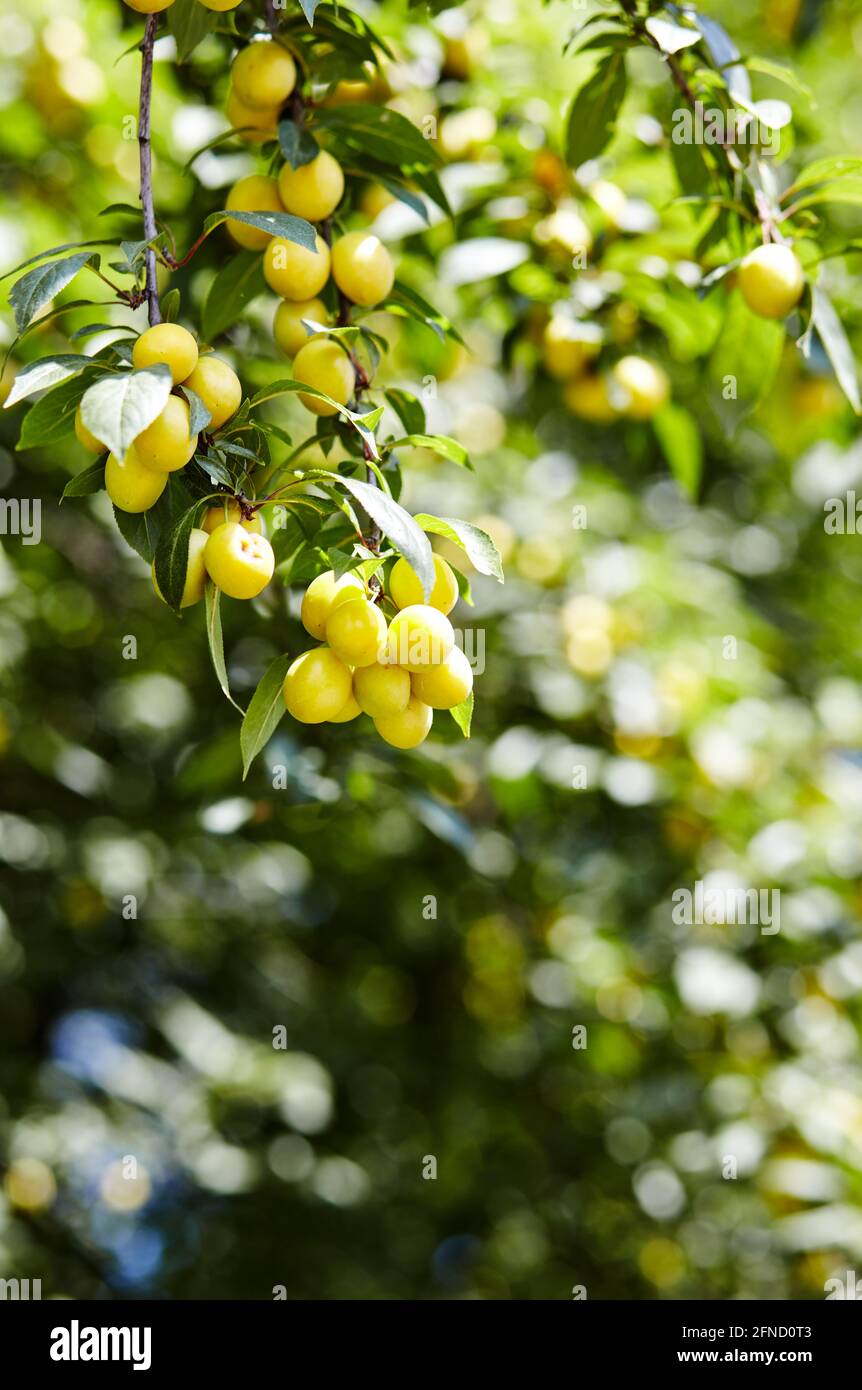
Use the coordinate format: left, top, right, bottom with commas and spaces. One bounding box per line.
202, 500, 262, 534
331, 232, 394, 307
542, 317, 601, 381
283, 646, 353, 723
225, 175, 284, 250
152, 527, 209, 609
227, 90, 279, 142
610, 356, 669, 420
329, 690, 362, 723
386, 604, 454, 673
231, 40, 296, 110
132, 324, 198, 385
301, 569, 365, 639
199, 0, 243, 10
132, 395, 197, 473
390, 554, 458, 615
105, 451, 167, 513
360, 184, 395, 221
292, 338, 355, 415
204, 523, 275, 599
182, 356, 242, 430
123, 0, 175, 12
411, 645, 473, 709
75, 405, 103, 453
563, 374, 617, 424
325, 597, 388, 668
738, 243, 805, 320
263, 233, 331, 300
438, 107, 496, 160
278, 151, 345, 222
353, 662, 411, 718
273, 297, 328, 357
374, 695, 433, 749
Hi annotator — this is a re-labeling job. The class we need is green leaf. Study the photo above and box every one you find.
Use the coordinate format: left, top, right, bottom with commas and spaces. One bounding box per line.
240, 653, 291, 779
278, 118, 320, 169
167, 0, 217, 62
387, 433, 471, 469
783, 157, 862, 200
206, 210, 316, 251
652, 403, 703, 498
644, 17, 702, 54
80, 366, 173, 460
113, 500, 167, 564
809, 286, 861, 414
18, 373, 97, 450
789, 181, 862, 214
379, 178, 429, 223
382, 281, 465, 345
385, 388, 426, 435
202, 250, 267, 341
330, 476, 435, 598
449, 692, 473, 739
742, 56, 812, 101
182, 386, 212, 436
161, 287, 181, 323
0, 240, 106, 285
4, 355, 93, 409
412, 514, 504, 582
314, 104, 442, 170
9, 252, 100, 334
153, 502, 200, 614
61, 460, 105, 500
205, 582, 244, 712
565, 51, 627, 168
708, 290, 784, 429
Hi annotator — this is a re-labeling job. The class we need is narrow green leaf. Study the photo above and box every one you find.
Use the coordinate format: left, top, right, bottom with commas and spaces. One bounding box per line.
387, 433, 471, 469
202, 250, 267, 341
329, 475, 435, 598
449, 692, 473, 738
810, 285, 861, 413
161, 287, 181, 323
241, 653, 292, 778
61, 460, 105, 500
153, 502, 200, 613
4, 355, 92, 409
182, 386, 212, 436
412, 514, 504, 582
385, 388, 426, 435
205, 582, 244, 712
167, 0, 217, 62
278, 118, 320, 169
9, 252, 99, 334
206, 209, 316, 251
0, 240, 106, 285
652, 403, 703, 498
565, 50, 627, 167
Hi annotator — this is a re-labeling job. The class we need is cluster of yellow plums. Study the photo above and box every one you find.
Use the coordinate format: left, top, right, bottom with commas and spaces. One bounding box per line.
283, 553, 473, 748
123, 0, 244, 15
542, 316, 671, 425
222, 37, 395, 415
75, 322, 276, 606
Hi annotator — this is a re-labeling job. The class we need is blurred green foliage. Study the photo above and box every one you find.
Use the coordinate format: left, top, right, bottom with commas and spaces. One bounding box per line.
2, 0, 862, 1301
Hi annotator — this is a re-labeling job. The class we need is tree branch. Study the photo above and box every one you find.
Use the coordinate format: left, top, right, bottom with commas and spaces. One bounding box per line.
139, 15, 161, 327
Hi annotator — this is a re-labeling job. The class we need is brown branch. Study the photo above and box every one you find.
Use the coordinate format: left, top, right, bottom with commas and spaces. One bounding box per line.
139, 15, 161, 327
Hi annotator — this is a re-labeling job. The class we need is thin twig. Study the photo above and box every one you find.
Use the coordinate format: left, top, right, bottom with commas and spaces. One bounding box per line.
139, 15, 161, 327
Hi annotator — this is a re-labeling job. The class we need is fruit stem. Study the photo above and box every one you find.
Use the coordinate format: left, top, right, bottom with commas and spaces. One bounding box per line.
138, 15, 161, 327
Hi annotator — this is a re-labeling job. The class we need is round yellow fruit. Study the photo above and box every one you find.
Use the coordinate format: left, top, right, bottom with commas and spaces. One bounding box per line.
411, 645, 473, 709
182, 356, 242, 430
202, 500, 262, 535
75, 405, 103, 453
283, 646, 353, 723
131, 395, 197, 473
231, 40, 296, 109
386, 604, 454, 673
325, 597, 388, 668
263, 233, 331, 300
105, 451, 167, 513
226, 90, 279, 142
390, 554, 458, 615
301, 569, 365, 640
353, 662, 411, 718
152, 527, 209, 609
273, 297, 328, 357
563, 374, 617, 424
738, 243, 805, 320
292, 338, 355, 415
331, 231, 394, 308
203, 522, 275, 600
329, 690, 362, 723
278, 151, 344, 222
610, 356, 669, 420
132, 324, 198, 385
542, 316, 601, 381
122, 0, 175, 12
225, 175, 284, 250
199, 0, 242, 10
374, 695, 433, 749
360, 184, 395, 221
